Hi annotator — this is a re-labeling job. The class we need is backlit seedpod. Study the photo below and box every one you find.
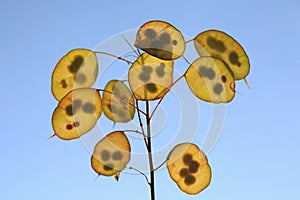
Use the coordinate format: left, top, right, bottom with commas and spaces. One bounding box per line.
91, 131, 131, 177
185, 56, 235, 103
135, 20, 185, 60
51, 88, 102, 140
51, 48, 98, 101
102, 80, 135, 122
128, 53, 173, 100
167, 143, 211, 195
194, 30, 250, 81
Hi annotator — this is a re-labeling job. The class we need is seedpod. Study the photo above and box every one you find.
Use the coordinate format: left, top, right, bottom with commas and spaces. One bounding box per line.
167, 143, 211, 195
135, 20, 185, 60
194, 30, 250, 82
102, 80, 135, 122
128, 53, 173, 100
185, 56, 235, 103
91, 131, 131, 176
51, 88, 102, 140
51, 48, 98, 101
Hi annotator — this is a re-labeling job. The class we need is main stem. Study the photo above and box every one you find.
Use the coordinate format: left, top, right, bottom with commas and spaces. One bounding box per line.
146, 100, 155, 200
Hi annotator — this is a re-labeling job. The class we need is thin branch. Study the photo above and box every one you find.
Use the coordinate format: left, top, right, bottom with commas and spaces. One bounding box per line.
134, 99, 148, 148
149, 54, 191, 119
149, 75, 185, 120
123, 54, 138, 62
128, 166, 150, 185
47, 133, 56, 140
153, 160, 167, 172
244, 78, 250, 89
97, 89, 147, 116
185, 38, 194, 43
94, 174, 101, 181
93, 51, 133, 65
122, 129, 144, 136
182, 54, 191, 65
121, 35, 139, 57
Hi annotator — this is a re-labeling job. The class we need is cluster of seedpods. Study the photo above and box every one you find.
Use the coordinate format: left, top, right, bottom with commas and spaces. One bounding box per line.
50, 20, 250, 195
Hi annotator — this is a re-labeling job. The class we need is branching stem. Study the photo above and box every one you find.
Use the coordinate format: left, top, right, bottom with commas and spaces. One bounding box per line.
146, 101, 155, 200
128, 166, 150, 185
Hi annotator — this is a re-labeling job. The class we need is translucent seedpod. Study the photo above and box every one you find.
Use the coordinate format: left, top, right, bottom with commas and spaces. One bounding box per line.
167, 143, 211, 195
135, 20, 185, 60
91, 131, 131, 177
51, 48, 98, 101
194, 30, 250, 82
102, 80, 135, 122
51, 88, 102, 140
185, 56, 235, 103
128, 53, 174, 100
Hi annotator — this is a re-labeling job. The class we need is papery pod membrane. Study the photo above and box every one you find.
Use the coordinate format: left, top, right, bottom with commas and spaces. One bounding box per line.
194, 30, 250, 80
128, 53, 173, 100
91, 131, 131, 176
135, 20, 185, 60
51, 48, 98, 101
185, 56, 235, 103
51, 88, 102, 140
167, 143, 211, 195
102, 80, 135, 122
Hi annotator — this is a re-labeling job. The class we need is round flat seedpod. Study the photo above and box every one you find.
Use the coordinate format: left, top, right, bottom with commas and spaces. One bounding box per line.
194, 30, 250, 81
91, 131, 131, 176
128, 53, 174, 101
184, 56, 235, 103
52, 88, 102, 140
102, 80, 135, 122
51, 48, 98, 101
134, 20, 185, 60
167, 143, 211, 195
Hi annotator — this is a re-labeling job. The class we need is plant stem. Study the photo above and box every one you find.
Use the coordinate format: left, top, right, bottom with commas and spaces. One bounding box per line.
93, 51, 133, 64
135, 99, 148, 148
146, 100, 155, 200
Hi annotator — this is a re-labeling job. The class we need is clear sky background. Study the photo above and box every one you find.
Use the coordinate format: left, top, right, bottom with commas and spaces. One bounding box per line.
1, 0, 300, 199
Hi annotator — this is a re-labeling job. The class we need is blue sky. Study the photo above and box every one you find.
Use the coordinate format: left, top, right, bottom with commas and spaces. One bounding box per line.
1, 0, 300, 199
